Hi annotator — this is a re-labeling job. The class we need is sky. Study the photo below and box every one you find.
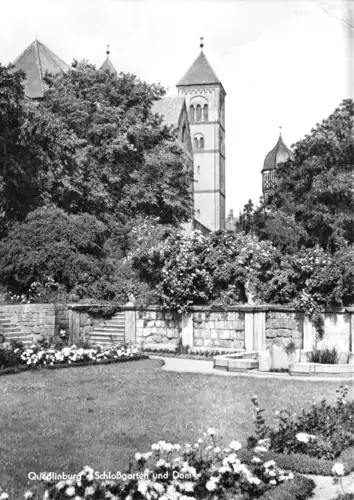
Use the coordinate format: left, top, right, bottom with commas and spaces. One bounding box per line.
1, 0, 353, 217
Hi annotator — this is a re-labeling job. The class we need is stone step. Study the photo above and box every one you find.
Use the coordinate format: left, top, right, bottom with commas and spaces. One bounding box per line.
91, 328, 124, 334
99, 323, 125, 330
2, 327, 22, 333
90, 334, 125, 341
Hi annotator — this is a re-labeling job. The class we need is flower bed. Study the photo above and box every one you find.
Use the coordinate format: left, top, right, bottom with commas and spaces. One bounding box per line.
0, 342, 144, 374
246, 385, 354, 475
2, 429, 315, 500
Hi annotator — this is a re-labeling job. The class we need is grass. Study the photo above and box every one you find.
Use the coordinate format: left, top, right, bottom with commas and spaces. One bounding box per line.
0, 359, 353, 493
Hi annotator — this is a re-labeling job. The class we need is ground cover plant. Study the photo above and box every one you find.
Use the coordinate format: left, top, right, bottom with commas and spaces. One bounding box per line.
0, 359, 352, 495
248, 385, 354, 461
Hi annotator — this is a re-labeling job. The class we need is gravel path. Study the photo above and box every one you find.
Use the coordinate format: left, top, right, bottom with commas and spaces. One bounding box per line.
306, 473, 354, 499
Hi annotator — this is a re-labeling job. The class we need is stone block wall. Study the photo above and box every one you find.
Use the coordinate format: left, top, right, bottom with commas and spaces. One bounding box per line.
0, 303, 70, 339
193, 311, 245, 348
136, 309, 182, 345
265, 311, 304, 349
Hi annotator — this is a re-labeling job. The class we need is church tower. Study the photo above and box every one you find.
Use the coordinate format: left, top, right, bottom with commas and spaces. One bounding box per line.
177, 40, 226, 231
262, 130, 293, 198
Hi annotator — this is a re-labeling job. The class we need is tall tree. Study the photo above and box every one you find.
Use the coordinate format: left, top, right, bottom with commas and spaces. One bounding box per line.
265, 99, 354, 252
43, 61, 193, 225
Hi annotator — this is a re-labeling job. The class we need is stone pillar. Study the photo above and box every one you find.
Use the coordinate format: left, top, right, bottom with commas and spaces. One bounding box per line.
253, 311, 266, 350
244, 311, 254, 351
303, 316, 314, 351
182, 313, 194, 348
125, 309, 136, 343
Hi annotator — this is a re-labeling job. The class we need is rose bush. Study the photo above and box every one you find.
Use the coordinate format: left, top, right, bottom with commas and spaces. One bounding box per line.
248, 385, 354, 460
9, 430, 305, 500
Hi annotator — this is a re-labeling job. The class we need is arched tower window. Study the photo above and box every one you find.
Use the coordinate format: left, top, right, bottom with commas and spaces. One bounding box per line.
203, 104, 208, 121
196, 105, 202, 122
193, 134, 205, 150
189, 105, 195, 123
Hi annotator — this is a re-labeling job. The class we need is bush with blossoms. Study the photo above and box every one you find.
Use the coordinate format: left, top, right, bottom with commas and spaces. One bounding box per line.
131, 230, 279, 312
14, 342, 140, 369
248, 385, 354, 461
8, 429, 298, 500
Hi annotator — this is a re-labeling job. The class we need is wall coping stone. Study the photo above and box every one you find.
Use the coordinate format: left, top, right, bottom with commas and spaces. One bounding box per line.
67, 304, 353, 313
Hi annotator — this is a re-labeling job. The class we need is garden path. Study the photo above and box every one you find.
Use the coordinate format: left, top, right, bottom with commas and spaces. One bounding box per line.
305, 472, 354, 499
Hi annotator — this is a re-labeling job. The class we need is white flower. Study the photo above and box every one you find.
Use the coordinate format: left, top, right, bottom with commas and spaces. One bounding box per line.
65, 486, 76, 497
135, 452, 142, 461
269, 479, 277, 485
263, 460, 275, 469
24, 492, 34, 499
288, 472, 294, 480
84, 487, 95, 496
205, 480, 217, 491
0, 494, 9, 500
207, 427, 216, 435
229, 440, 242, 451
252, 456, 261, 464
151, 443, 160, 451
137, 480, 150, 495
156, 459, 166, 467
56, 481, 66, 490
332, 463, 345, 476
214, 447, 221, 453
254, 446, 268, 454
143, 452, 152, 460
249, 476, 261, 485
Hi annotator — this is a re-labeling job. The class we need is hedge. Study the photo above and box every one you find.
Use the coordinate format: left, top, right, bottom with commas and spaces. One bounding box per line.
258, 474, 315, 500
239, 447, 354, 476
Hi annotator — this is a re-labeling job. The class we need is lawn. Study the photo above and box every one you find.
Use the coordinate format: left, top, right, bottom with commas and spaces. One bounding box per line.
0, 358, 353, 493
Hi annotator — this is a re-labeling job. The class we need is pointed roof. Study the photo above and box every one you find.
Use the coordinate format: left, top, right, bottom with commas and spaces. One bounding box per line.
13, 39, 69, 99
100, 56, 117, 75
262, 134, 293, 172
151, 96, 185, 126
177, 51, 224, 89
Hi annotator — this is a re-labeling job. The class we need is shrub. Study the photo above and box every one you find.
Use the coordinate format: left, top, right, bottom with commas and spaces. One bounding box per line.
36, 431, 307, 500
240, 447, 354, 476
257, 474, 315, 500
284, 340, 297, 356
307, 346, 340, 364
248, 385, 354, 460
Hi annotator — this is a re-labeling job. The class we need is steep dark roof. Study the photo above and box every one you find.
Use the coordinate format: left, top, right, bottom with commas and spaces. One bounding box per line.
177, 51, 222, 87
100, 56, 117, 75
151, 96, 185, 125
13, 39, 69, 99
262, 135, 293, 172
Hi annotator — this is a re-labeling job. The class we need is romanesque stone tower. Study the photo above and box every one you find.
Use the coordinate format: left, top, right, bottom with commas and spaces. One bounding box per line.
177, 40, 226, 231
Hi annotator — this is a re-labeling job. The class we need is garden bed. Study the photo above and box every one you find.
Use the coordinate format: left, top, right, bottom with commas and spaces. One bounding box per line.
143, 351, 216, 361
0, 355, 148, 376
290, 362, 354, 377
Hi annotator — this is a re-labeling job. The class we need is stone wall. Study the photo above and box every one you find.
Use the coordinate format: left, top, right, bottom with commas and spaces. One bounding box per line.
193, 311, 245, 349
265, 311, 304, 349
0, 303, 70, 339
68, 307, 105, 345
136, 309, 182, 345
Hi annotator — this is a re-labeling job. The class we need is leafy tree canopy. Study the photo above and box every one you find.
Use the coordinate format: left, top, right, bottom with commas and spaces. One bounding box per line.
239, 99, 354, 253
0, 62, 193, 236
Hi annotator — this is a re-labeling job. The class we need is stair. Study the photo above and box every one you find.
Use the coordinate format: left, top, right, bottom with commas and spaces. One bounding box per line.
88, 312, 125, 346
0, 312, 33, 345
213, 350, 259, 372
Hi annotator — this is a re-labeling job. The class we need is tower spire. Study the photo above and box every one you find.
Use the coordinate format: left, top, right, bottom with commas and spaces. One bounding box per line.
200, 37, 204, 51
106, 44, 110, 56
279, 125, 282, 137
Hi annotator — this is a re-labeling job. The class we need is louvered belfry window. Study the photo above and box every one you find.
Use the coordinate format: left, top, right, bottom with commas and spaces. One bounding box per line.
203, 104, 208, 121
